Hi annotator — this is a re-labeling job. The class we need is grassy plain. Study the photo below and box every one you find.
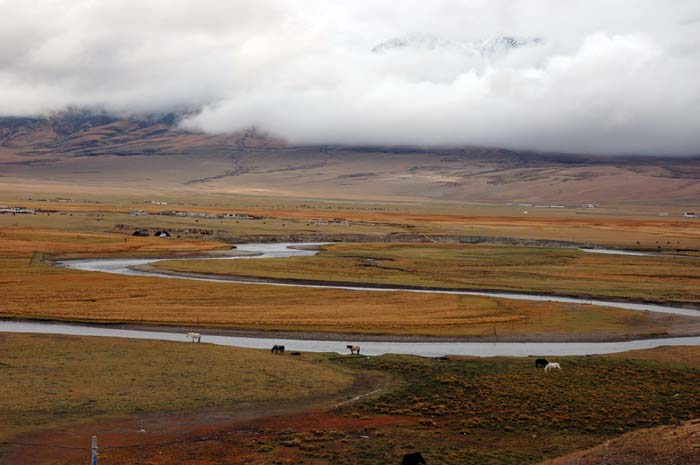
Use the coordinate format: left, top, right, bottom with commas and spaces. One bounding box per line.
0, 333, 355, 440
96, 346, 700, 465
1, 222, 699, 338
154, 242, 700, 305
1, 194, 699, 338
2, 189, 700, 251
1, 229, 695, 338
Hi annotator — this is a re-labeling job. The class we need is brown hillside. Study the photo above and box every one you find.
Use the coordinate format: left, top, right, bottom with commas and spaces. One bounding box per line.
539, 420, 700, 465
1, 112, 700, 204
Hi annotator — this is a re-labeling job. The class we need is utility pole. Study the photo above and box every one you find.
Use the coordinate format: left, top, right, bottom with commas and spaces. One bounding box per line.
91, 435, 98, 465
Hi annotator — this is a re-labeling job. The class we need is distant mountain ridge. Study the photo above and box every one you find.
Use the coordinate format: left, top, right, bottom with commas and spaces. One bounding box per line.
0, 111, 699, 205
0, 110, 282, 157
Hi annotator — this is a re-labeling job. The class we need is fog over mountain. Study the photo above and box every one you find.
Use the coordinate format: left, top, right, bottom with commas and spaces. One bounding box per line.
1, 0, 699, 155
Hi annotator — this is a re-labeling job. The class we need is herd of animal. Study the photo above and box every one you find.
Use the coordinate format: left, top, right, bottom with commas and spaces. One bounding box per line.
183, 332, 565, 464
186, 334, 564, 373
185, 334, 363, 357
535, 358, 562, 372
186, 334, 563, 373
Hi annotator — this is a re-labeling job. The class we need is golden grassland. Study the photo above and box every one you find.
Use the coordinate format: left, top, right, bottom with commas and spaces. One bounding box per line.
0, 228, 698, 338
155, 242, 700, 305
2, 191, 700, 250
0, 333, 354, 439
0, 227, 228, 259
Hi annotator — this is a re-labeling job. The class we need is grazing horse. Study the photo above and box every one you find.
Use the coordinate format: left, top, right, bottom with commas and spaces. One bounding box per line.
271, 344, 285, 354
402, 452, 426, 465
347, 345, 361, 355
544, 362, 561, 372
186, 332, 201, 343
535, 358, 549, 368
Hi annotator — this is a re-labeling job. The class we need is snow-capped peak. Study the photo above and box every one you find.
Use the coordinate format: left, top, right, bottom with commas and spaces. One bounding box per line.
371, 33, 543, 57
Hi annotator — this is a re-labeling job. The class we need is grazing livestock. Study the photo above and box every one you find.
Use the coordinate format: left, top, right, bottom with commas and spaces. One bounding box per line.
271, 344, 285, 354
347, 345, 361, 355
544, 362, 562, 372
535, 358, 549, 368
402, 452, 427, 465
186, 332, 201, 343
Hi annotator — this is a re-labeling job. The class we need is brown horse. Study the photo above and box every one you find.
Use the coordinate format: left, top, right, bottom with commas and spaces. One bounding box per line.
346, 345, 361, 355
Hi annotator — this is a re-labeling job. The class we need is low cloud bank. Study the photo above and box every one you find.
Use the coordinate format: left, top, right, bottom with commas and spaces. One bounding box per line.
1, 1, 699, 155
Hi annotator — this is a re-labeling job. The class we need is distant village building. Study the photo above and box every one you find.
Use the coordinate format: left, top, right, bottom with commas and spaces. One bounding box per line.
220, 213, 260, 220
129, 210, 149, 216
132, 230, 150, 237
0, 206, 35, 214
154, 230, 171, 238
582, 204, 599, 208
684, 212, 698, 218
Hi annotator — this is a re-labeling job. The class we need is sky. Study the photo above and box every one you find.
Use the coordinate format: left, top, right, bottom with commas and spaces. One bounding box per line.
0, 0, 699, 155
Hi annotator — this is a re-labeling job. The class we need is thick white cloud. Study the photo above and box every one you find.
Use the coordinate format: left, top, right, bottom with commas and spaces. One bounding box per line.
0, 0, 699, 155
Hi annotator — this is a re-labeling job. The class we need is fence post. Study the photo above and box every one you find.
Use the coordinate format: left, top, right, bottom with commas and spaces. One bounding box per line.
91, 435, 98, 465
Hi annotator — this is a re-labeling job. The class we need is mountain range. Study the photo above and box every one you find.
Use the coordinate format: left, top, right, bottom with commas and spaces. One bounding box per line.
1, 111, 698, 205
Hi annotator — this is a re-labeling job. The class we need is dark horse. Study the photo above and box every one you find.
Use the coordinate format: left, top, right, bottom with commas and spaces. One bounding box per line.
271, 344, 285, 354
535, 358, 549, 368
402, 452, 426, 465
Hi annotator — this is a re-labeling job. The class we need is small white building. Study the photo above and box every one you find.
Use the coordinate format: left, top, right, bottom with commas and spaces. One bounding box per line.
129, 210, 149, 216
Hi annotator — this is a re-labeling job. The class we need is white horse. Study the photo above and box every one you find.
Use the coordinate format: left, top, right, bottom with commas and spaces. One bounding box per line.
544, 362, 561, 372
186, 332, 201, 343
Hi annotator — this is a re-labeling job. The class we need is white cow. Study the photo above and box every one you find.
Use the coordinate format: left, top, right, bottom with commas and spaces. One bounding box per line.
186, 332, 201, 343
544, 362, 561, 372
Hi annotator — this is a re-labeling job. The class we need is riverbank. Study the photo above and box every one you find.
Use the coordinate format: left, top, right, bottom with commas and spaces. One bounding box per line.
4, 319, 700, 357
4, 316, 700, 344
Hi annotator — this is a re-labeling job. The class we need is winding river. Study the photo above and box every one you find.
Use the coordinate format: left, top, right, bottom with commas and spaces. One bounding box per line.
2, 243, 699, 357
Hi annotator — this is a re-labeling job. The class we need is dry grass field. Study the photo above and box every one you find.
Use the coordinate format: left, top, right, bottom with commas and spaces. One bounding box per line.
0, 333, 355, 440
2, 188, 700, 251
1, 193, 699, 338
154, 242, 700, 305
0, 221, 699, 338
1, 230, 696, 339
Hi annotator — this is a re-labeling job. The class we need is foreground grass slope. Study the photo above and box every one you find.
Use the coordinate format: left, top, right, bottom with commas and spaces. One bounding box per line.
3, 334, 699, 465
96, 347, 700, 465
0, 334, 354, 440
155, 243, 700, 305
